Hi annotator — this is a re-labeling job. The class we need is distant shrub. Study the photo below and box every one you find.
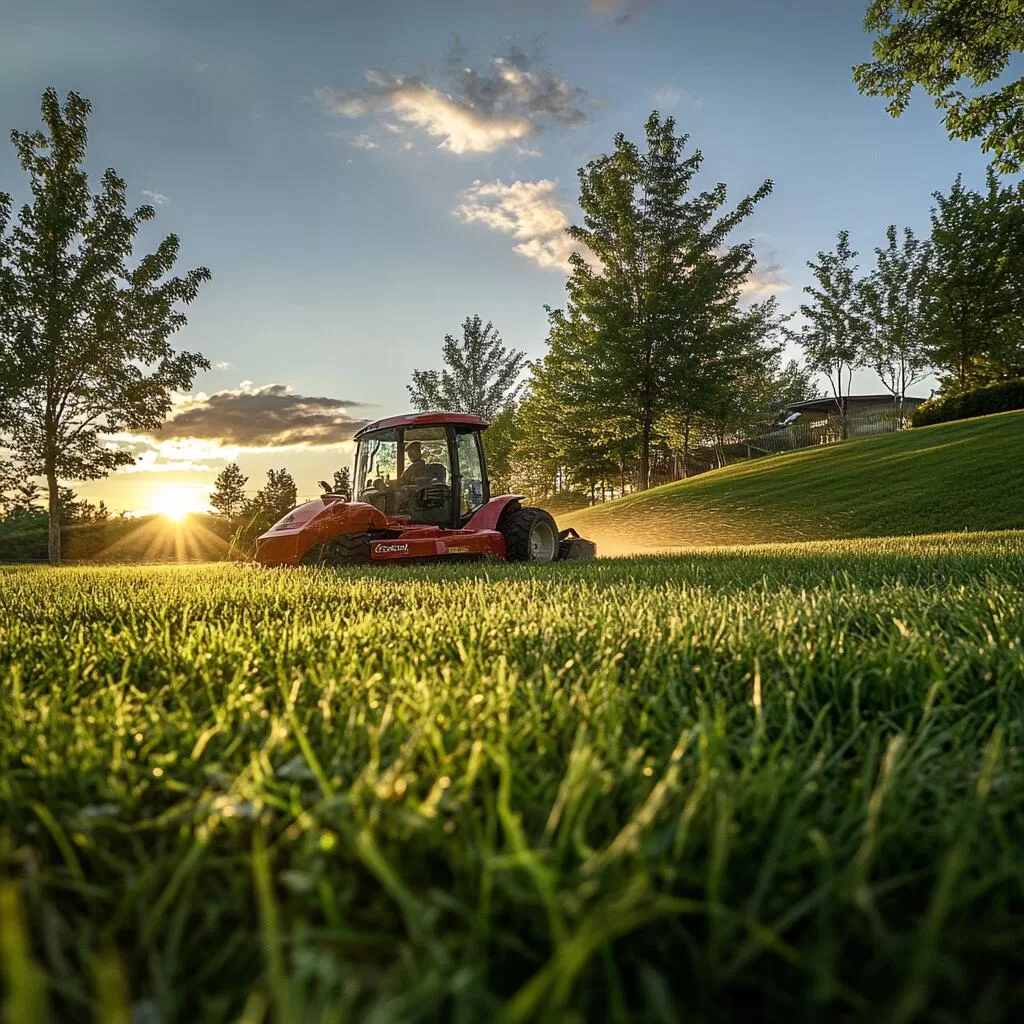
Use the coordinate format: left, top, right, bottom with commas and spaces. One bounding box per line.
912, 379, 1024, 427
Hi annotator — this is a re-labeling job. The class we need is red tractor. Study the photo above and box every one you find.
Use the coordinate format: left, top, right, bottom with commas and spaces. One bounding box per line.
254, 411, 596, 567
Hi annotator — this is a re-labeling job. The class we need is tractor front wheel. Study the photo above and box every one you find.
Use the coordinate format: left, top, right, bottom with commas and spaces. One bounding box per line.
302, 532, 371, 566
501, 507, 559, 563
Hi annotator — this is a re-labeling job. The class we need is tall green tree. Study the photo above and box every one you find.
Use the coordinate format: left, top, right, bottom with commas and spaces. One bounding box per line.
0, 89, 210, 563
331, 466, 351, 497
407, 315, 527, 420
2, 479, 43, 522
544, 111, 778, 490
245, 468, 297, 527
799, 231, 866, 435
858, 225, 933, 406
924, 170, 1024, 391
209, 463, 248, 519
854, 1, 1024, 173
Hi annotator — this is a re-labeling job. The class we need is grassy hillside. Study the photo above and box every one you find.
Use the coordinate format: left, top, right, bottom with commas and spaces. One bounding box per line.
563, 410, 1024, 554
2, 533, 1023, 1022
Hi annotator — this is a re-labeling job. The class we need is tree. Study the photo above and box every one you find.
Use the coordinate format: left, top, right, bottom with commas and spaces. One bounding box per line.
799, 231, 866, 436
0, 460, 16, 517
2, 479, 44, 522
332, 466, 351, 497
408, 315, 527, 421
244, 468, 297, 527
210, 463, 248, 519
480, 405, 518, 495
682, 302, 805, 468
858, 225, 933, 408
924, 170, 1024, 391
853, 1, 1024, 173
0, 89, 210, 564
543, 111, 779, 490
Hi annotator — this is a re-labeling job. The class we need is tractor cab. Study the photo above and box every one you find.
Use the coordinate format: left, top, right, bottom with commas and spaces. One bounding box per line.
353, 414, 489, 529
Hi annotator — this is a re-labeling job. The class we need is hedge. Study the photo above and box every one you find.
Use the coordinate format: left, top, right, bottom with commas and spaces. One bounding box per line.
912, 379, 1024, 427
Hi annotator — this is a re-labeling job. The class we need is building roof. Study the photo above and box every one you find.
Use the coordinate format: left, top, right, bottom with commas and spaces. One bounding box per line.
354, 411, 489, 438
785, 394, 927, 414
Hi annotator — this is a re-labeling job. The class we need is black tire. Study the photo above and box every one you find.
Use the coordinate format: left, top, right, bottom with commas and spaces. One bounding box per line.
501, 507, 560, 563
302, 532, 371, 566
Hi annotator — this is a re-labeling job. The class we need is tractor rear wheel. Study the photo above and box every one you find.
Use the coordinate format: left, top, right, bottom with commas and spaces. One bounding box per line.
303, 532, 371, 566
501, 507, 559, 563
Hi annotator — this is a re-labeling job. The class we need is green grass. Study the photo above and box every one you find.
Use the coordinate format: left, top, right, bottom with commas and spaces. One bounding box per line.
2, 532, 1024, 1022
562, 410, 1024, 554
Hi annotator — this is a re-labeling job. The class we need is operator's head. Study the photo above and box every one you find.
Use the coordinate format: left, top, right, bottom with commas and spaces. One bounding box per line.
406, 441, 423, 463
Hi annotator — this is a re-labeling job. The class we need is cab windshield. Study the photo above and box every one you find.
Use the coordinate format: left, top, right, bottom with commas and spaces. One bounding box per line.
354, 425, 452, 519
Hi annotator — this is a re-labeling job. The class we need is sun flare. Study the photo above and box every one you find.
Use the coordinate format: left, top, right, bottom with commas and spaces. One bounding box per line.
151, 484, 200, 523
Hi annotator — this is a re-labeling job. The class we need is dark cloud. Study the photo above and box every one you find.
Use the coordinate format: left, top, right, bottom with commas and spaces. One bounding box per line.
155, 384, 370, 448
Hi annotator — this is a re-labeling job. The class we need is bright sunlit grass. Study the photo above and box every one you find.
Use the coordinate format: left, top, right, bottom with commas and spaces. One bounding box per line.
2, 532, 1023, 1021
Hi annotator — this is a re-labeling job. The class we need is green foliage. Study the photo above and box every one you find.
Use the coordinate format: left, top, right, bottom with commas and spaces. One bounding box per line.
912, 379, 1024, 427
924, 170, 1024, 392
237, 468, 299, 542
1, 534, 1024, 1019
0, 465, 39, 521
480, 405, 517, 495
858, 225, 933, 400
799, 231, 866, 426
0, 89, 209, 563
209, 463, 249, 519
541, 111, 781, 491
854, 0, 1024, 173
331, 466, 351, 497
692, 310, 812, 445
564, 409, 1024, 554
408, 315, 526, 420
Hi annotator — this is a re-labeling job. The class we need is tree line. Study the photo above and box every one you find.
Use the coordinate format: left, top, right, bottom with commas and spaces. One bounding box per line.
404, 122, 1024, 506
800, 170, 1024, 439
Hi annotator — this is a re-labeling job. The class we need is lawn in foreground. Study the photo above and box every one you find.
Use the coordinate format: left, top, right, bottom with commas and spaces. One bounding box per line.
1, 532, 1024, 1022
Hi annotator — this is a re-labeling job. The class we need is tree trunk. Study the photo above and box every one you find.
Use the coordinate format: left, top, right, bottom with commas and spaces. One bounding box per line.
46, 468, 61, 565
639, 402, 655, 491
682, 417, 691, 479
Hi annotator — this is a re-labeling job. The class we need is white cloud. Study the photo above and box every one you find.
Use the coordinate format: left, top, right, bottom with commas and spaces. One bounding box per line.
740, 270, 792, 296
141, 190, 170, 206
454, 179, 591, 272
316, 49, 588, 155
351, 133, 378, 150
317, 76, 530, 154
213, 361, 233, 370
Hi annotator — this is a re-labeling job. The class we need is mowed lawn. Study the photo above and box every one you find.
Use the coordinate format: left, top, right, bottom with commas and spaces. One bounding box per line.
2, 533, 1024, 1022
563, 410, 1024, 554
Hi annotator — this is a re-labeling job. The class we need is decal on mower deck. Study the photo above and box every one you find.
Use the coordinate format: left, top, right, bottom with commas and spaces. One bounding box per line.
374, 542, 410, 554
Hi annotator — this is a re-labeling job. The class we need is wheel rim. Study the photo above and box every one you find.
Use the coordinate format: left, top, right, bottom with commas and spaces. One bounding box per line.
529, 520, 558, 562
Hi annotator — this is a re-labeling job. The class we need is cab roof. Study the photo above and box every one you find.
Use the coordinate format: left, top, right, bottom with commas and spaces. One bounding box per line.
354, 411, 489, 439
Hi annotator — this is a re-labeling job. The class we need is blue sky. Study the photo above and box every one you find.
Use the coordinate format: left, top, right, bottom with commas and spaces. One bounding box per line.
0, 0, 998, 512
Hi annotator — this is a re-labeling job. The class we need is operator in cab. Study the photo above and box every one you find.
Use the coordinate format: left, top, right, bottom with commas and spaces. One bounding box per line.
400, 441, 431, 486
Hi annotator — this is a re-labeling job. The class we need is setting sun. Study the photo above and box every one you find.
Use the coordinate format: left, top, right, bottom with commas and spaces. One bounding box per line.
149, 484, 204, 523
